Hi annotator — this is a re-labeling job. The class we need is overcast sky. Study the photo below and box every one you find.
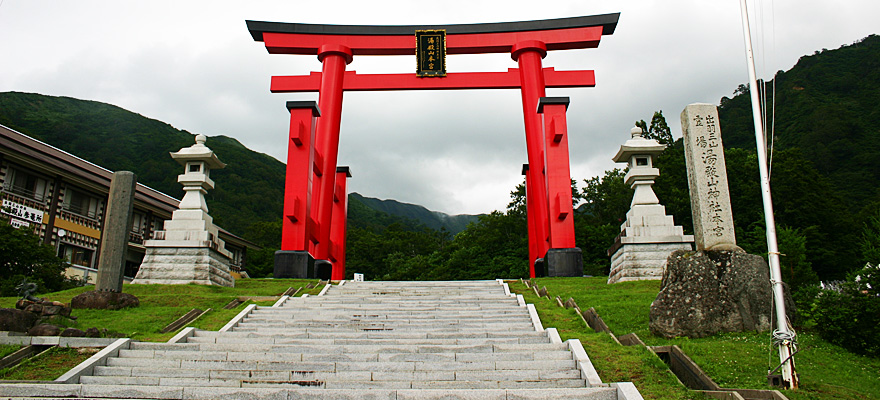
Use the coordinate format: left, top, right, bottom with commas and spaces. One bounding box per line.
1, 1, 876, 215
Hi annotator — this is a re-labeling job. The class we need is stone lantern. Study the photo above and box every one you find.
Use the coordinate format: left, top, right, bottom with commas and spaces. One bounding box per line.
606, 127, 693, 284
132, 134, 234, 287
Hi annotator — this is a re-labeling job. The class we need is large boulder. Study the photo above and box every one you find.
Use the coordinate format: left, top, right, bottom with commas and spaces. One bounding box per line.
71, 291, 139, 310
0, 308, 38, 332
650, 250, 787, 338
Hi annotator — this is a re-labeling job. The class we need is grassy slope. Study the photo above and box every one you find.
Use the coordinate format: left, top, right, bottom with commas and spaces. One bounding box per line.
521, 277, 880, 400
0, 279, 323, 342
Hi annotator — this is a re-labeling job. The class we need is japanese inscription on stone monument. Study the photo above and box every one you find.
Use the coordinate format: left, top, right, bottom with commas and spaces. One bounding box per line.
681, 103, 738, 251
416, 30, 446, 77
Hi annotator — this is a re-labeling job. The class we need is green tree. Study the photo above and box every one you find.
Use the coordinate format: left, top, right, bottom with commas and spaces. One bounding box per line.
859, 205, 880, 265
580, 169, 631, 226
636, 110, 674, 145
0, 217, 81, 296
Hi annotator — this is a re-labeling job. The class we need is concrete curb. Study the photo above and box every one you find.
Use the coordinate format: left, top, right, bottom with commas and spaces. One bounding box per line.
318, 284, 331, 296
0, 335, 120, 347
526, 304, 544, 332
55, 338, 131, 384
219, 304, 256, 332
167, 327, 197, 344
516, 294, 526, 307
567, 339, 604, 387
611, 382, 645, 400
271, 295, 290, 308
545, 328, 562, 344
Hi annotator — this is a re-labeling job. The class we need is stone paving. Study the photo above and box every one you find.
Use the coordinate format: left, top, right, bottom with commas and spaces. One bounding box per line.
0, 280, 642, 399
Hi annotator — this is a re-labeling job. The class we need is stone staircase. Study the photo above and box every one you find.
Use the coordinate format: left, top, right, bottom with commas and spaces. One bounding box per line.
0, 280, 642, 399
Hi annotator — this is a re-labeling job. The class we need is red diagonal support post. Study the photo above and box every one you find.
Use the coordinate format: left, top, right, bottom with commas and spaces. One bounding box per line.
538, 97, 582, 277
329, 167, 352, 281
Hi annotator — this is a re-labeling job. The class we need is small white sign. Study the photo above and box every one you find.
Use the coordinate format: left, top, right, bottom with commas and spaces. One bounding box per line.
9, 218, 30, 229
354, 273, 364, 282
2, 199, 44, 224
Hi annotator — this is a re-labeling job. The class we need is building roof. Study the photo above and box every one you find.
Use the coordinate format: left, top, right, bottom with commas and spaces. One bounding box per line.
0, 123, 259, 250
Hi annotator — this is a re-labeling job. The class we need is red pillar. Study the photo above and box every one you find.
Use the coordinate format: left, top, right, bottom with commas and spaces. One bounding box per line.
512, 40, 550, 275
538, 97, 576, 249
537, 96, 582, 277
312, 44, 353, 262
329, 166, 351, 280
281, 101, 320, 252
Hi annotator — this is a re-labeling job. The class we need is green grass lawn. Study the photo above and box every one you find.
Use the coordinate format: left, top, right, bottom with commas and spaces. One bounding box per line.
519, 277, 880, 400
0, 279, 323, 342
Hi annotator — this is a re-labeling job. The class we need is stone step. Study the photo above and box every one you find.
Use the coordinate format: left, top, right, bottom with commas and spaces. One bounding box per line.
122, 342, 567, 355
243, 312, 530, 319
80, 375, 588, 389
238, 318, 533, 326
184, 336, 548, 345
103, 357, 576, 372
232, 321, 535, 330
197, 327, 540, 336
192, 329, 546, 339
0, 383, 619, 400
94, 363, 579, 380
110, 350, 574, 364
250, 308, 525, 315
273, 303, 519, 309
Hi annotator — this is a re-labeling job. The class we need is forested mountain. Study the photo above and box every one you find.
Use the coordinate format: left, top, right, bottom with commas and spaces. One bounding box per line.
0, 92, 478, 239
350, 193, 480, 234
0, 92, 286, 236
719, 34, 880, 208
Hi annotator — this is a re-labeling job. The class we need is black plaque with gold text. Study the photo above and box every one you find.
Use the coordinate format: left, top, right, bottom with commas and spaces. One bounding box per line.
416, 30, 446, 77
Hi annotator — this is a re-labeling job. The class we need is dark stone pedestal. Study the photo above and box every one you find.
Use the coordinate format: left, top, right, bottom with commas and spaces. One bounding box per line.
274, 251, 315, 279
534, 258, 547, 277
545, 248, 583, 277
315, 260, 332, 281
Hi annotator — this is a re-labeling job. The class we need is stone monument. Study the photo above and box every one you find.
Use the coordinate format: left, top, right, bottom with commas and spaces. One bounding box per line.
607, 127, 693, 284
95, 171, 137, 292
72, 171, 141, 309
132, 134, 234, 287
680, 103, 739, 251
649, 104, 781, 338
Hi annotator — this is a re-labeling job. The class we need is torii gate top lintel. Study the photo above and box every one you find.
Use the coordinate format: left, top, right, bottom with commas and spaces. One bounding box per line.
246, 13, 619, 41
245, 14, 619, 56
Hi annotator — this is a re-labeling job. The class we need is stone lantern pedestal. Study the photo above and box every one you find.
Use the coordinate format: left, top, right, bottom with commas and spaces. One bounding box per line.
132, 135, 234, 287
607, 127, 693, 284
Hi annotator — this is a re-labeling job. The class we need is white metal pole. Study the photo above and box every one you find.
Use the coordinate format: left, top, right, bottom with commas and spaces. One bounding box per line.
738, 0, 798, 389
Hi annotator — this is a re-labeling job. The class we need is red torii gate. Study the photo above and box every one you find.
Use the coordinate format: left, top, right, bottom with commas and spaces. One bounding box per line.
247, 14, 619, 280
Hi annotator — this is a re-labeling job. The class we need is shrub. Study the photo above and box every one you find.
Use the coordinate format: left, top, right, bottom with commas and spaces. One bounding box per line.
0, 217, 83, 296
812, 263, 880, 357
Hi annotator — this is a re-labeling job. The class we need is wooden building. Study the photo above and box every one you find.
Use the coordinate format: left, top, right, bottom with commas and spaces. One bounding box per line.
0, 124, 256, 283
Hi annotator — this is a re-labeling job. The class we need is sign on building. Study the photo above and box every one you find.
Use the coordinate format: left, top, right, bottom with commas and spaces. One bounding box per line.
2, 199, 44, 225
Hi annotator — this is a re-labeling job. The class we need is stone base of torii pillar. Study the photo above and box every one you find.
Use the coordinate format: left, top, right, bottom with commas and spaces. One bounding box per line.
132, 134, 234, 287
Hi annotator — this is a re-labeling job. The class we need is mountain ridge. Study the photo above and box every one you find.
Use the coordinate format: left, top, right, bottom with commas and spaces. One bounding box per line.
0, 92, 481, 237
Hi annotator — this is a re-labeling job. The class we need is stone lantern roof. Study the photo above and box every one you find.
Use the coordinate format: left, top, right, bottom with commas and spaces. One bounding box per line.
170, 134, 226, 169
611, 127, 666, 163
